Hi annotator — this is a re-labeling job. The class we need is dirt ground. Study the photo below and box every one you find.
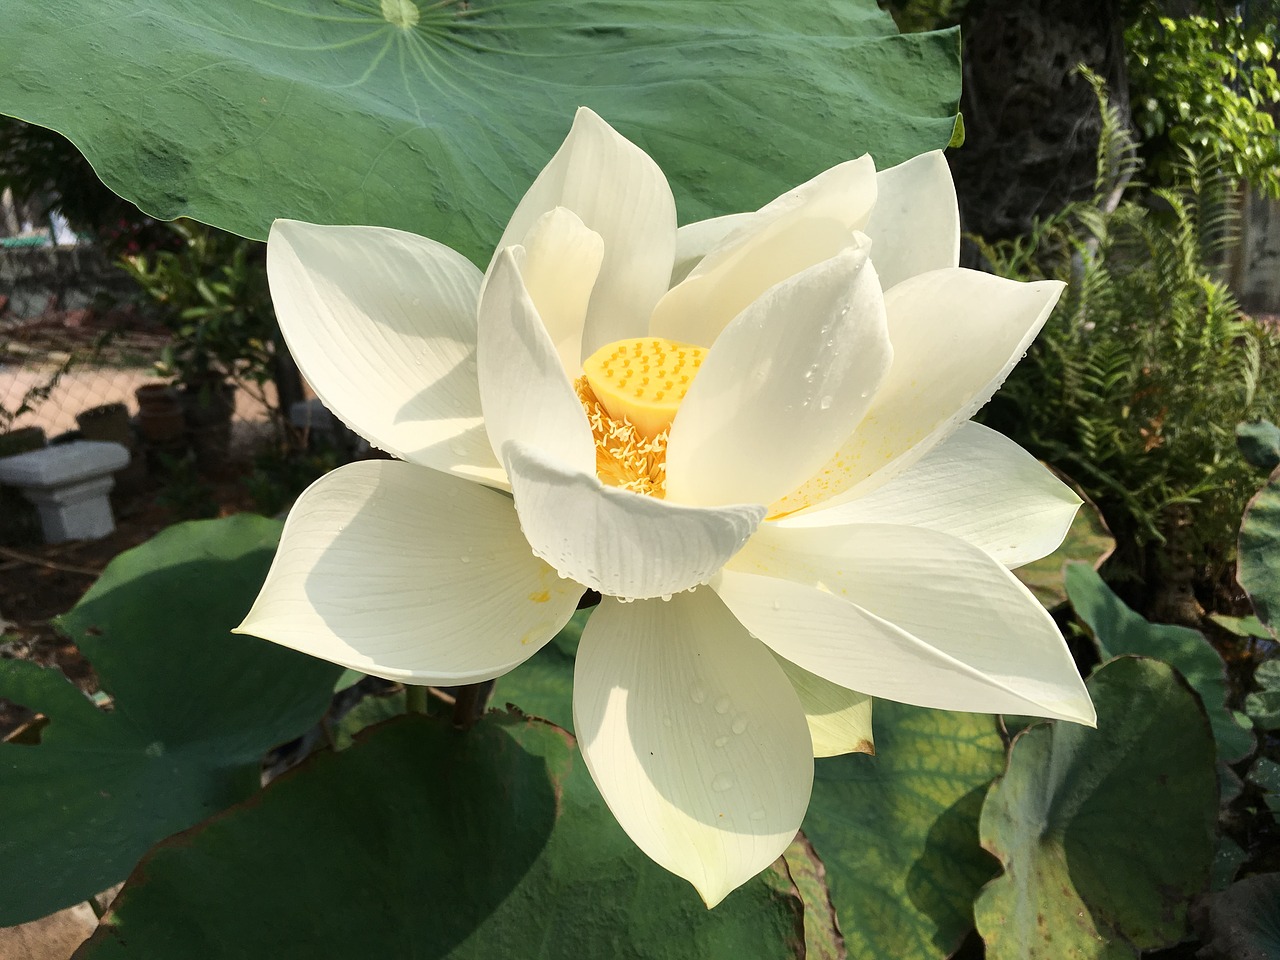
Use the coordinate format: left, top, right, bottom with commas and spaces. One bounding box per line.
0, 432, 264, 740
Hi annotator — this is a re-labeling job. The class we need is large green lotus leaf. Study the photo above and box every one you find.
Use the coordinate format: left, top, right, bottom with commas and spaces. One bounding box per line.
1195, 872, 1280, 960
974, 656, 1219, 959
0, 515, 341, 926
1237, 420, 1280, 473
0, 1, 959, 263
77, 712, 805, 959
1240, 467, 1280, 638
801, 700, 1006, 960
1065, 562, 1253, 763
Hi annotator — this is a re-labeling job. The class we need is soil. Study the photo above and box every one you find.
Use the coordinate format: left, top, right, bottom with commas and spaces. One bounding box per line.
0, 463, 255, 740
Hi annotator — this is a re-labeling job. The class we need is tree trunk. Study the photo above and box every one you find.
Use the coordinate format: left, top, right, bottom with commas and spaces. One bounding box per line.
948, 0, 1130, 249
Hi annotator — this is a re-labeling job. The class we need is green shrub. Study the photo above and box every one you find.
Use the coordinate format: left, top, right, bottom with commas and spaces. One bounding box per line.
119, 220, 277, 393
1126, 13, 1280, 197
978, 81, 1280, 604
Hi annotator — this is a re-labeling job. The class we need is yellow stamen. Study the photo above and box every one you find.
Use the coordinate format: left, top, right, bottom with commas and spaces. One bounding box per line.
582, 337, 707, 440
575, 377, 670, 497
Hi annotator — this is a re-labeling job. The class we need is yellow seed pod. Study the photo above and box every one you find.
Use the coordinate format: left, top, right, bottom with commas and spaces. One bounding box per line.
581, 337, 707, 439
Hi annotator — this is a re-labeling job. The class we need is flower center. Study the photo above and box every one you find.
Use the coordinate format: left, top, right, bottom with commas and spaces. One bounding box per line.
574, 337, 708, 498
380, 0, 420, 28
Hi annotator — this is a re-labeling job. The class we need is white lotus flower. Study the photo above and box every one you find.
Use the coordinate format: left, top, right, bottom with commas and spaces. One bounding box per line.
236, 108, 1095, 907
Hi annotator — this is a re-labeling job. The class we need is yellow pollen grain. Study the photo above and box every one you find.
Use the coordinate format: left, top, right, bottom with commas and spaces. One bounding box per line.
528, 590, 551, 604
582, 337, 707, 440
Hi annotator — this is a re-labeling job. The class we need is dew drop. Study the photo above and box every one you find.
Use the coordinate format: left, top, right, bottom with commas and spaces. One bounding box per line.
660, 593, 672, 602
731, 716, 749, 735
711, 774, 734, 792
689, 683, 708, 704
770, 600, 781, 611
819, 396, 833, 411
713, 735, 729, 748
459, 556, 470, 564
714, 697, 731, 714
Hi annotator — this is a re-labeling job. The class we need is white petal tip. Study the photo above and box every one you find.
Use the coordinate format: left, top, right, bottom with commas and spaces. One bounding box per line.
1046, 700, 1098, 728
697, 886, 730, 910
815, 738, 875, 759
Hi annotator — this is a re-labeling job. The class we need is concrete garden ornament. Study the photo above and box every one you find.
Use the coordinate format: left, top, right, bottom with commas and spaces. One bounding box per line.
236, 108, 1096, 906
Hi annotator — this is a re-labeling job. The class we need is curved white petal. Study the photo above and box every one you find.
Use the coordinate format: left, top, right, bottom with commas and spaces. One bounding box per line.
774, 269, 1065, 515
773, 654, 874, 758
671, 213, 755, 286
863, 151, 960, 291
509, 206, 604, 378
477, 250, 595, 474
665, 247, 891, 508
715, 523, 1094, 724
495, 107, 676, 362
650, 156, 878, 347
235, 460, 583, 683
267, 220, 502, 485
503, 440, 764, 600
781, 421, 1081, 568
574, 590, 813, 906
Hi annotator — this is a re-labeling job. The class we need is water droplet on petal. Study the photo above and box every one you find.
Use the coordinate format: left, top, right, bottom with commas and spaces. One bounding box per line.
713, 735, 729, 748
711, 774, 734, 792
689, 684, 707, 704
714, 697, 731, 714
731, 716, 749, 735
819, 396, 833, 411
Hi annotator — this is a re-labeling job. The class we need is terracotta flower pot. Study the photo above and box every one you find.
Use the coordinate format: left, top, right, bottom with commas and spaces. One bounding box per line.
77, 402, 132, 446
134, 383, 186, 443
0, 425, 47, 458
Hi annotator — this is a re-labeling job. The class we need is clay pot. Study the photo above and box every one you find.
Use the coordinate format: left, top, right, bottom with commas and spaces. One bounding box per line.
134, 383, 185, 443
0, 426, 47, 458
77, 402, 132, 446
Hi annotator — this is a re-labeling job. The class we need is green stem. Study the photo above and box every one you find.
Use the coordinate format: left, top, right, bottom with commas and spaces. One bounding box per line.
404, 684, 429, 715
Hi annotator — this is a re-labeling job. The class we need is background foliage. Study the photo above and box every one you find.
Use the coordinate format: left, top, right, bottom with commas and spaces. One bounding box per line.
977, 82, 1280, 607
1126, 12, 1280, 197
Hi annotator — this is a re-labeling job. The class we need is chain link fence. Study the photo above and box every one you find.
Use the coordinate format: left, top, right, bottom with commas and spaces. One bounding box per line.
1, 241, 279, 453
